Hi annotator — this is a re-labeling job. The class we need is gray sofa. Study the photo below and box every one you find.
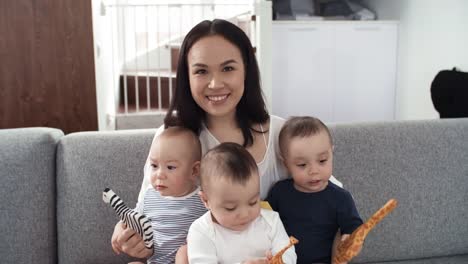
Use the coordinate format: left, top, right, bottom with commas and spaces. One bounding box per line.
1, 119, 467, 264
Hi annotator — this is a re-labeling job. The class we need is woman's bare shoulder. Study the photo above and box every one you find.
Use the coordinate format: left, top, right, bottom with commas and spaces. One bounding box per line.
269, 115, 285, 132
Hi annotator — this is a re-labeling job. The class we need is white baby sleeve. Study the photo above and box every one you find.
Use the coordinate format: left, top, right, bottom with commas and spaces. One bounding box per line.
187, 218, 218, 264
267, 211, 297, 264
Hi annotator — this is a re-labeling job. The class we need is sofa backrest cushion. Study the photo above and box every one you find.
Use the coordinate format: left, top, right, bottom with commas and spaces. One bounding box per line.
0, 127, 63, 264
56, 129, 155, 264
330, 118, 468, 263
54, 118, 468, 263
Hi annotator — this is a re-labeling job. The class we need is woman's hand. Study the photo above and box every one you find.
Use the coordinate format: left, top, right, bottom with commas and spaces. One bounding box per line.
111, 221, 152, 258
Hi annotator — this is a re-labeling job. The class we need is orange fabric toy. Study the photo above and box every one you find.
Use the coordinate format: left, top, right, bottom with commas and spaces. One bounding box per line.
332, 199, 398, 264
269, 236, 299, 264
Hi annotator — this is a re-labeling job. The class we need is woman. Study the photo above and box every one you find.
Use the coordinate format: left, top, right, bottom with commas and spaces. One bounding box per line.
112, 19, 340, 260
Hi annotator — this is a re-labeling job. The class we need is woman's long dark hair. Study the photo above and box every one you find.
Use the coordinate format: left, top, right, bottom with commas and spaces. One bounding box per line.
164, 19, 269, 147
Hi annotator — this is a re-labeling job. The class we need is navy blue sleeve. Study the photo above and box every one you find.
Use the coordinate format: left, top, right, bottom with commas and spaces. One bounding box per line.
337, 191, 363, 234
266, 182, 281, 211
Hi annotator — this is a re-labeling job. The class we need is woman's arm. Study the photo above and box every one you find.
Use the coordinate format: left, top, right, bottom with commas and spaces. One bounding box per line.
111, 221, 153, 258
330, 175, 343, 188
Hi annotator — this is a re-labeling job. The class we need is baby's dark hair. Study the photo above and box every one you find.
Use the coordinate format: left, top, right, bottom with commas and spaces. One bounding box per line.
159, 126, 202, 161
200, 142, 258, 191
279, 116, 332, 157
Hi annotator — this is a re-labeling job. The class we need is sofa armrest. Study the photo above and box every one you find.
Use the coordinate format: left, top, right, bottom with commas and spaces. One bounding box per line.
0, 127, 63, 264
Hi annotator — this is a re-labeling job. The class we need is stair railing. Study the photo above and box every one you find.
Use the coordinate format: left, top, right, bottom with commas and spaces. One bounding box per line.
103, 1, 257, 115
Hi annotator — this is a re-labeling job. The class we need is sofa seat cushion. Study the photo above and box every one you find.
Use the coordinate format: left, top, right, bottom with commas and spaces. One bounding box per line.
365, 254, 468, 264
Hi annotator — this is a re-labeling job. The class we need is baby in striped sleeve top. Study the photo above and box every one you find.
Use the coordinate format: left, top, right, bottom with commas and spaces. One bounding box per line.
131, 126, 207, 264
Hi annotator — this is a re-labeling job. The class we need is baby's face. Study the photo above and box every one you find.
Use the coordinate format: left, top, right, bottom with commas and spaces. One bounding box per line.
149, 136, 198, 197
283, 131, 333, 193
202, 173, 261, 231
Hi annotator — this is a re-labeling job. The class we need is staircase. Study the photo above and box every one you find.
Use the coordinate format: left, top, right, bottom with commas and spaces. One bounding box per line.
118, 72, 176, 113
111, 5, 257, 130
115, 44, 179, 129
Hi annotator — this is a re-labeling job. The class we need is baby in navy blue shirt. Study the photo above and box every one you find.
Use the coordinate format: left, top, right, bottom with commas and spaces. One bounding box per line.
267, 116, 363, 264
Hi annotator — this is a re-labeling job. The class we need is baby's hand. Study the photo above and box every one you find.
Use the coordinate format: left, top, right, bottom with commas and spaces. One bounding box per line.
341, 234, 363, 255
335, 234, 352, 264
340, 234, 350, 242
333, 234, 362, 264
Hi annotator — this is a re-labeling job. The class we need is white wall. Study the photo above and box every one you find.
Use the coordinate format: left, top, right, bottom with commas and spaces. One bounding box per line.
125, 46, 171, 71
361, 0, 468, 120
255, 0, 273, 111
92, 0, 119, 130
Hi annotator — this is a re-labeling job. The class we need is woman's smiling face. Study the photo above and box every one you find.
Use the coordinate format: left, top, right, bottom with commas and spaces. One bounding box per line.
187, 35, 245, 120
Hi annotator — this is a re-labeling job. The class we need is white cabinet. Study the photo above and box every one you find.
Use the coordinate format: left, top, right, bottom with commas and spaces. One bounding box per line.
271, 21, 398, 123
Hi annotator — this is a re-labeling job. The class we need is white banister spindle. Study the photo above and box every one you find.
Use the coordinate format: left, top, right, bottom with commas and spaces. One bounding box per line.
134, 6, 139, 112
110, 6, 116, 113
167, 6, 172, 110
145, 5, 150, 111
122, 6, 128, 114
157, 6, 162, 112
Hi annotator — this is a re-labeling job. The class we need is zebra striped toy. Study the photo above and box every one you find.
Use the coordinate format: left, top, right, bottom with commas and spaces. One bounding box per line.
102, 188, 154, 249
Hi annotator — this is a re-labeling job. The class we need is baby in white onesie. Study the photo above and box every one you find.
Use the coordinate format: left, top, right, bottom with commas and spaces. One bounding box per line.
187, 142, 296, 264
